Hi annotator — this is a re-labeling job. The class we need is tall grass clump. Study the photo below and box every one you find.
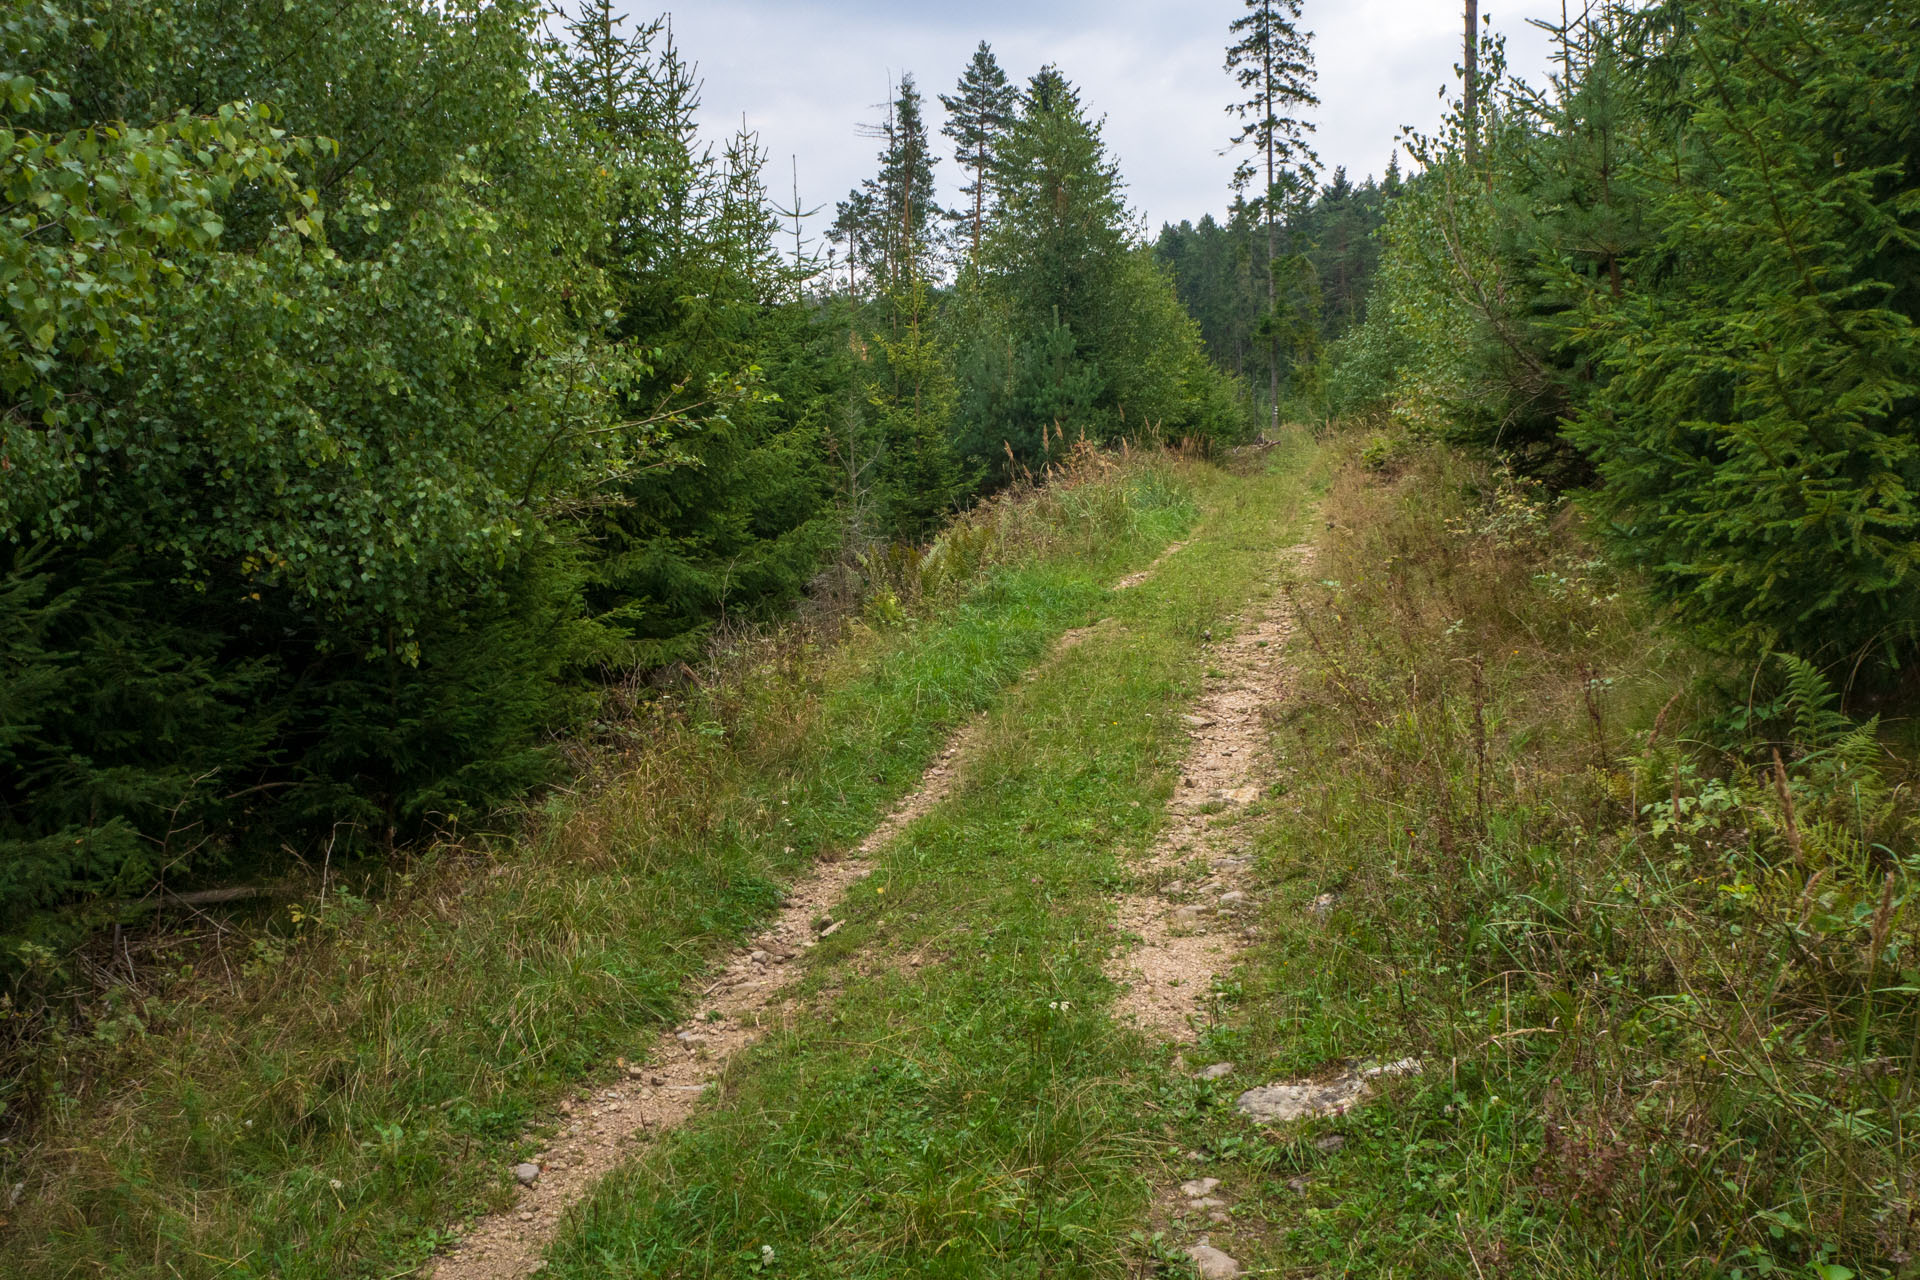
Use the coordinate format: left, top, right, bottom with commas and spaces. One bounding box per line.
1221, 436, 1918, 1278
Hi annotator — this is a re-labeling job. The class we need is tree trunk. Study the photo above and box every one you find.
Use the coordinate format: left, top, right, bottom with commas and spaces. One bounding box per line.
1464, 0, 1480, 164
1264, 22, 1280, 436
973, 154, 985, 259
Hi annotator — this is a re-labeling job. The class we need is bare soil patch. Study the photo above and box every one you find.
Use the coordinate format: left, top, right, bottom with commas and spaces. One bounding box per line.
1112, 540, 1188, 591
1108, 544, 1311, 1043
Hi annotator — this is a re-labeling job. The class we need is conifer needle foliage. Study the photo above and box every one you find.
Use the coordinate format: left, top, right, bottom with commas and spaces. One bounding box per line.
1344, 0, 1920, 668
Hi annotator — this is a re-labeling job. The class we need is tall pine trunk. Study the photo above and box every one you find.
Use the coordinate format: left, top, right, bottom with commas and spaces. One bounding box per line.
1463, 0, 1479, 164
1264, 37, 1279, 435
972, 152, 985, 258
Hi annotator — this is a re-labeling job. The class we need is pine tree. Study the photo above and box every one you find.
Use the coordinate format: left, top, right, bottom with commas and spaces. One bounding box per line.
950, 63, 1244, 474
829, 188, 880, 295
988, 66, 1128, 352
939, 41, 1018, 263
1025, 64, 1077, 116
1225, 0, 1318, 432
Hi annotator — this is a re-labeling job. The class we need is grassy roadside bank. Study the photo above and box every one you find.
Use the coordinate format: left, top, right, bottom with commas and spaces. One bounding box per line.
3, 452, 1199, 1278
536, 437, 1326, 1277
1179, 441, 1920, 1279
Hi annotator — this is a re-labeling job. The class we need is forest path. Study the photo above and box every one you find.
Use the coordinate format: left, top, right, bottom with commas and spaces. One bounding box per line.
439, 443, 1323, 1279
432, 541, 1204, 1280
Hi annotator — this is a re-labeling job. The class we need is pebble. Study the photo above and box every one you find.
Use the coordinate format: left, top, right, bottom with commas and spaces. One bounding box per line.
1195, 1062, 1235, 1081
512, 1162, 541, 1186
1315, 1134, 1347, 1153
1179, 1177, 1221, 1198
517, 1211, 535, 1222
1188, 1195, 1226, 1209
1187, 1243, 1242, 1279
820, 920, 843, 937
750, 950, 770, 965
1219, 890, 1248, 906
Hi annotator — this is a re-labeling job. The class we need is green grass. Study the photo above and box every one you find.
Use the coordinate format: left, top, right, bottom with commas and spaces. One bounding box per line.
4, 455, 1206, 1277
537, 438, 1325, 1277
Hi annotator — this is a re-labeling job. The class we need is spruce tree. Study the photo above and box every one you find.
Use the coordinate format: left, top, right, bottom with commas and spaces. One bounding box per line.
950, 64, 1243, 475
939, 41, 1018, 263
1225, 0, 1318, 432
845, 75, 939, 293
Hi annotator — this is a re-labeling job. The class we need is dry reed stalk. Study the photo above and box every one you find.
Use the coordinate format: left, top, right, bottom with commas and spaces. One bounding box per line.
1771, 749, 1804, 864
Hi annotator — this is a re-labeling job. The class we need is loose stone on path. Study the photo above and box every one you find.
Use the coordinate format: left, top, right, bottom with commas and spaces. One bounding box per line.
1187, 1243, 1242, 1279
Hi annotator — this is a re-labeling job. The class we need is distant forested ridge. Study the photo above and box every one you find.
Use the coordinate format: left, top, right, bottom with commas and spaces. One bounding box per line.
0, 3, 1246, 947
1155, 161, 1399, 409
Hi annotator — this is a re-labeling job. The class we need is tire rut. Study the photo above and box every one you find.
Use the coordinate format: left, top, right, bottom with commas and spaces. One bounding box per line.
1108, 544, 1312, 1042
1107, 541, 1313, 1280
431, 545, 1192, 1279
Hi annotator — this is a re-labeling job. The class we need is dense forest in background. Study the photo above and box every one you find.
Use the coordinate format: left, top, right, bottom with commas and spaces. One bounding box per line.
1155, 162, 1397, 412
0, 1, 1244, 953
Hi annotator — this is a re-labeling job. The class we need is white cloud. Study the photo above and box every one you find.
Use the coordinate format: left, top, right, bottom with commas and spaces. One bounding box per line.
643, 1, 1563, 242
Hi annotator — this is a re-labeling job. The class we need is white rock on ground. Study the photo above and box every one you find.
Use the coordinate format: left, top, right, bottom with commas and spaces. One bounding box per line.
512, 1162, 541, 1186
1235, 1075, 1368, 1123
1187, 1244, 1241, 1279
1178, 1177, 1221, 1198
1235, 1059, 1422, 1124
1195, 1062, 1234, 1080
1363, 1057, 1423, 1080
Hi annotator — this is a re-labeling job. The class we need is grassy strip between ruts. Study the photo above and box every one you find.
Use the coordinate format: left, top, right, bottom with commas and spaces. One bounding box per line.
538, 437, 1324, 1278
1166, 440, 1920, 1280
6, 451, 1202, 1278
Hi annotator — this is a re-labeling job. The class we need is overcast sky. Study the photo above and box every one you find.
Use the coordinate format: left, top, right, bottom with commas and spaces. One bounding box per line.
646, 1, 1563, 244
